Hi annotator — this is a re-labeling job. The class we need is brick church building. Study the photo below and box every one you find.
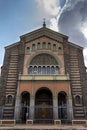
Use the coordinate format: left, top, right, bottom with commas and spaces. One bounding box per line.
0, 23, 87, 124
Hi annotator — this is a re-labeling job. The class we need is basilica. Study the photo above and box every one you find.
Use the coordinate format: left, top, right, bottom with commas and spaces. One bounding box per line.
0, 23, 87, 124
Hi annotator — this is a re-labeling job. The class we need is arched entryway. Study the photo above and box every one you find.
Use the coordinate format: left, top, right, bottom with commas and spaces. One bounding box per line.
21, 91, 30, 123
58, 91, 67, 122
35, 87, 53, 123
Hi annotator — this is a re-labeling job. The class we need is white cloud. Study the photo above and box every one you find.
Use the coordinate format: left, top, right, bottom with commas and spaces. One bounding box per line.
35, 0, 61, 31
35, 0, 87, 67
81, 21, 87, 39
49, 18, 58, 31
36, 0, 60, 16
58, 0, 87, 47
58, 0, 87, 67
83, 48, 87, 67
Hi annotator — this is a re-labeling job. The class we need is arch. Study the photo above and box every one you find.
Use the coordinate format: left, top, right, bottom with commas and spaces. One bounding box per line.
35, 87, 53, 123
35, 87, 53, 99
27, 53, 61, 75
26, 52, 62, 68
21, 91, 30, 123
58, 91, 67, 120
30, 53, 58, 65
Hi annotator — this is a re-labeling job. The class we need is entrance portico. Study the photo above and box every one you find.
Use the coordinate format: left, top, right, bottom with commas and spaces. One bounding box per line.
15, 75, 73, 124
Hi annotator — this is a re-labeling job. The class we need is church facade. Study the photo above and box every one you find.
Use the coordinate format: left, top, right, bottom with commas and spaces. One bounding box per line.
0, 24, 87, 124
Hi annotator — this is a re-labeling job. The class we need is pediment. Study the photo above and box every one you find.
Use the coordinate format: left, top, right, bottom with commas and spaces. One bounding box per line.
20, 27, 68, 43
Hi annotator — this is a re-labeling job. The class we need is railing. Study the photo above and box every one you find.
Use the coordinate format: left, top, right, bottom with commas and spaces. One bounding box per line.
0, 106, 87, 124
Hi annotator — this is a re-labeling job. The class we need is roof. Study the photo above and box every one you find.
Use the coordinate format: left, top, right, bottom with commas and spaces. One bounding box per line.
20, 26, 69, 46
5, 26, 83, 50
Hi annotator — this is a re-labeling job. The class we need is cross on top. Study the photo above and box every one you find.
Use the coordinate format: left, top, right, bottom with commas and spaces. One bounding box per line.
43, 18, 46, 27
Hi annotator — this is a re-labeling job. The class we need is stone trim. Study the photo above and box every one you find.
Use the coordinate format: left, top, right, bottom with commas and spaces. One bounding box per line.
72, 120, 87, 125
26, 120, 33, 125
0, 120, 15, 126
54, 120, 61, 125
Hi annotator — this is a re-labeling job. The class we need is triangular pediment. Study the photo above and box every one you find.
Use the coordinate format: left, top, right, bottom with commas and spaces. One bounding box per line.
5, 26, 83, 50
20, 27, 68, 43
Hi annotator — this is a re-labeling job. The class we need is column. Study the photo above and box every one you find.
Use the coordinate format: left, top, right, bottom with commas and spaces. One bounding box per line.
67, 84, 73, 120
14, 95, 21, 121
14, 81, 21, 121
53, 95, 58, 119
29, 95, 35, 120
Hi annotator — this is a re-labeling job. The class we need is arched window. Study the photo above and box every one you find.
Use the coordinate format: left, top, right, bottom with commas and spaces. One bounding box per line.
48, 42, 51, 49
59, 47, 62, 50
38, 66, 41, 74
26, 47, 30, 53
42, 66, 46, 74
28, 54, 60, 75
75, 95, 81, 104
6, 95, 13, 104
47, 66, 50, 74
51, 66, 55, 74
28, 66, 33, 74
55, 66, 60, 74
34, 66, 38, 74
32, 44, 35, 50
42, 42, 46, 49
37, 42, 40, 49
53, 44, 56, 50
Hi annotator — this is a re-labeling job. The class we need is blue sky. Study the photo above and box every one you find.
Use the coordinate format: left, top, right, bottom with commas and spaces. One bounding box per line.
0, 0, 87, 71
0, 0, 65, 65
0, 0, 39, 65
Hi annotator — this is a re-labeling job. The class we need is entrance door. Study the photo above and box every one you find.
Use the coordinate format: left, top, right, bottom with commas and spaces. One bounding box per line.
35, 88, 53, 123
21, 91, 30, 123
58, 91, 67, 122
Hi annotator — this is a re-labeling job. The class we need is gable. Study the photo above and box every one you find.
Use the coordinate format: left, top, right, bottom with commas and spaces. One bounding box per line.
5, 26, 83, 50
20, 27, 68, 43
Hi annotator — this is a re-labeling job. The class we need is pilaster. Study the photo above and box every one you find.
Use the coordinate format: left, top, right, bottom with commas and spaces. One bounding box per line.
53, 95, 58, 119
29, 95, 35, 120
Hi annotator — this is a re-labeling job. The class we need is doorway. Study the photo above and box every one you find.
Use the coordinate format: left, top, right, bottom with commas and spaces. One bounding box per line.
21, 91, 30, 123
35, 87, 53, 123
58, 91, 67, 122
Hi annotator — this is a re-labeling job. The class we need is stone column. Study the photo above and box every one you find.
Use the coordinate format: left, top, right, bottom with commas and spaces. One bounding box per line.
14, 95, 21, 121
67, 84, 73, 120
14, 81, 21, 121
29, 95, 35, 120
53, 95, 58, 119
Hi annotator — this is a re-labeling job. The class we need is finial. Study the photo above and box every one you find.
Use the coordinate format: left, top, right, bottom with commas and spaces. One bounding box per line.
43, 18, 46, 27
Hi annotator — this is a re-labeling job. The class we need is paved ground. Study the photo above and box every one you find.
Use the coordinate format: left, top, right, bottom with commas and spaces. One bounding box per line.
0, 124, 87, 130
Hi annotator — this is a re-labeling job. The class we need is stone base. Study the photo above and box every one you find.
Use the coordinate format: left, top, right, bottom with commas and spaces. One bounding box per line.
54, 120, 61, 125
0, 120, 15, 126
72, 120, 87, 125
26, 120, 33, 125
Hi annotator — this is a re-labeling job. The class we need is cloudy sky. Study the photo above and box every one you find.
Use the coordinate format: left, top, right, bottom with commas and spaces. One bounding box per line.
0, 0, 87, 74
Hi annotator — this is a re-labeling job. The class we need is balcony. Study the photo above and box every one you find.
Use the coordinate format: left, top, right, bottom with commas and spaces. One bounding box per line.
18, 74, 70, 81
